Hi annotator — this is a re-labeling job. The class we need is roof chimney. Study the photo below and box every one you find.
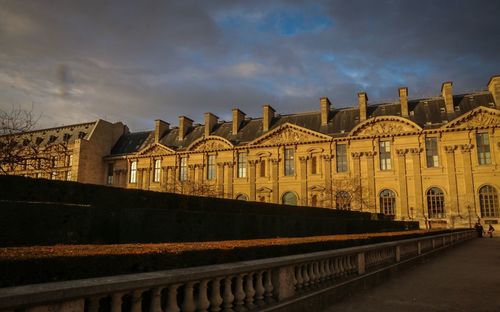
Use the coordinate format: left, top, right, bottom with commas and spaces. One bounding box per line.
178, 116, 193, 141
204, 112, 218, 137
399, 87, 409, 118
488, 75, 500, 109
262, 104, 275, 132
358, 92, 368, 121
320, 97, 331, 126
232, 108, 246, 135
154, 119, 170, 143
441, 81, 454, 114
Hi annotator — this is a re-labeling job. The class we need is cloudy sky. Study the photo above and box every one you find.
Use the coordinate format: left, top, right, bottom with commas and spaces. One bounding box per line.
1, 0, 499, 131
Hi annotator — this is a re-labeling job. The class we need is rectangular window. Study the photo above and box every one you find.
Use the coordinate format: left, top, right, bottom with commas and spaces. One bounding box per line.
260, 159, 266, 177
207, 155, 216, 180
311, 156, 318, 175
237, 152, 247, 178
107, 163, 114, 185
425, 137, 439, 168
179, 157, 188, 181
130, 160, 137, 183
379, 141, 392, 170
336, 144, 348, 172
284, 148, 295, 176
66, 155, 73, 167
476, 133, 491, 165
153, 159, 161, 182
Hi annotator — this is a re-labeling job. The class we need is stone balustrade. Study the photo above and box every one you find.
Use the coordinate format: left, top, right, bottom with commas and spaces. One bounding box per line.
0, 230, 475, 312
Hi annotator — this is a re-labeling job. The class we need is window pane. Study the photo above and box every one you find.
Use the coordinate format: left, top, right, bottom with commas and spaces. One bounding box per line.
336, 144, 347, 172
284, 148, 295, 176
130, 161, 137, 183
154, 159, 161, 182
379, 141, 392, 170
477, 133, 491, 165
207, 155, 216, 180
425, 137, 439, 168
180, 157, 187, 181
238, 152, 247, 178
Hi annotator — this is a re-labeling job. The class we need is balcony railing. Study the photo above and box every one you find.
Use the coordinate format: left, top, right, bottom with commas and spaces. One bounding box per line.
0, 230, 475, 312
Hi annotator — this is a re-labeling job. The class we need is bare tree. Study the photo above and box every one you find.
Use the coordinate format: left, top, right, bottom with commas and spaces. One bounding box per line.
319, 177, 373, 211
165, 179, 227, 198
0, 106, 69, 175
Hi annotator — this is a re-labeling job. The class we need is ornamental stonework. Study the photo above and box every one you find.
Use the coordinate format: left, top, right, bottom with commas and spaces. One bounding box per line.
192, 140, 229, 151
262, 128, 318, 145
354, 121, 416, 136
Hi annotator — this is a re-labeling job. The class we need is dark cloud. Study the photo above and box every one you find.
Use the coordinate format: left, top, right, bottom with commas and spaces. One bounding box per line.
0, 0, 499, 131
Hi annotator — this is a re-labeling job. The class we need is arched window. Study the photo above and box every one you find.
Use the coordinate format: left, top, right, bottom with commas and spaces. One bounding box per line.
380, 189, 396, 215
479, 185, 499, 217
336, 191, 351, 210
427, 187, 445, 218
282, 192, 298, 205
236, 194, 248, 201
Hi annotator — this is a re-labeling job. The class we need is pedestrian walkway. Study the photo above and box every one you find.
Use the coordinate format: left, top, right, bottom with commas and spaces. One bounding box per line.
322, 238, 500, 312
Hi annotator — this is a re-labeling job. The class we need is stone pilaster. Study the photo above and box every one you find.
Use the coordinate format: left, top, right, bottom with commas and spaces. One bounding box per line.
249, 160, 258, 201
323, 155, 333, 206
299, 156, 309, 206
364, 151, 376, 212
409, 148, 423, 220
217, 163, 224, 197
351, 152, 362, 210
271, 158, 280, 203
460, 144, 475, 215
224, 162, 234, 199
396, 149, 409, 219
161, 166, 168, 191
445, 145, 459, 217
137, 168, 143, 189
188, 164, 196, 182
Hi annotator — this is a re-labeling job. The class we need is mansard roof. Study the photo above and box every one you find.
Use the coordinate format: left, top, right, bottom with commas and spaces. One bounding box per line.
0, 121, 97, 147
109, 91, 497, 155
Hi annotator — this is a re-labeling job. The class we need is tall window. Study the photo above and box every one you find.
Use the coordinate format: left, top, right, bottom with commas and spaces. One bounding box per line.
207, 155, 216, 180
476, 133, 491, 165
479, 185, 499, 217
284, 148, 295, 176
66, 170, 72, 181
259, 159, 266, 177
311, 156, 318, 175
107, 163, 114, 185
379, 141, 392, 170
427, 187, 445, 218
66, 155, 73, 167
425, 137, 439, 168
311, 194, 318, 207
282, 192, 298, 205
380, 189, 396, 215
179, 157, 187, 181
237, 152, 247, 178
336, 191, 351, 210
336, 144, 347, 172
153, 159, 161, 183
130, 161, 137, 183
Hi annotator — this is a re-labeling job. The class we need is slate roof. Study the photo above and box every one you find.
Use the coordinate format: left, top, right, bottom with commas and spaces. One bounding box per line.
0, 121, 97, 147
110, 91, 496, 155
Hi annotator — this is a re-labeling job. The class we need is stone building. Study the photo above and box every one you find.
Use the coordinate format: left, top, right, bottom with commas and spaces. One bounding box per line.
2, 76, 500, 229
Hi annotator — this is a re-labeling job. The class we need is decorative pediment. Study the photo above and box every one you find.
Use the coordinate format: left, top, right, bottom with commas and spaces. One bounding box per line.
188, 136, 234, 151
350, 116, 422, 137
250, 123, 331, 146
444, 106, 500, 129
138, 143, 175, 155
257, 187, 273, 193
309, 185, 326, 192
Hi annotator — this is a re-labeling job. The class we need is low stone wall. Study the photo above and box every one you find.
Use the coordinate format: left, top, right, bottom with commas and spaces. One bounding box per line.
0, 176, 419, 246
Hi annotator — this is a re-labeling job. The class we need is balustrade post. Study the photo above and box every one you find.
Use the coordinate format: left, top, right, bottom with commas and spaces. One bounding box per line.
197, 280, 211, 312
210, 278, 223, 312
182, 282, 196, 312
302, 265, 310, 287
295, 266, 304, 290
395, 246, 401, 262
131, 290, 143, 312
165, 285, 180, 312
111, 293, 123, 312
271, 266, 295, 301
87, 297, 101, 312
244, 273, 256, 310
357, 252, 365, 275
443, 236, 446, 246
432, 239, 436, 249
222, 276, 234, 312
254, 271, 266, 307
263, 270, 274, 303
417, 242, 422, 255
233, 274, 246, 312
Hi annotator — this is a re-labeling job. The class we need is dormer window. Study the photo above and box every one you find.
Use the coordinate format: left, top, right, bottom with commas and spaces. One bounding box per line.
63, 133, 71, 142
23, 139, 30, 146
78, 132, 86, 139
35, 137, 43, 145
48, 135, 57, 143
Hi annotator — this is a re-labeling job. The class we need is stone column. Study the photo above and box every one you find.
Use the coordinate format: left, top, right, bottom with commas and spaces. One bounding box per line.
396, 149, 409, 219
409, 148, 424, 220
271, 158, 280, 203
460, 144, 475, 215
445, 145, 458, 218
224, 162, 234, 199
323, 155, 333, 207
365, 151, 376, 212
217, 163, 224, 197
249, 160, 258, 201
299, 156, 309, 206
351, 152, 362, 210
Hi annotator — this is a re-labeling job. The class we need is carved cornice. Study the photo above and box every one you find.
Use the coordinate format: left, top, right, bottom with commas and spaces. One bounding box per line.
349, 116, 423, 137
444, 106, 500, 129
249, 123, 331, 146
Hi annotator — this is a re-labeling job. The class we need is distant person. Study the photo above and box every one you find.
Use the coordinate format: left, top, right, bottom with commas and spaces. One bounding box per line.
487, 224, 495, 238
474, 222, 484, 238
